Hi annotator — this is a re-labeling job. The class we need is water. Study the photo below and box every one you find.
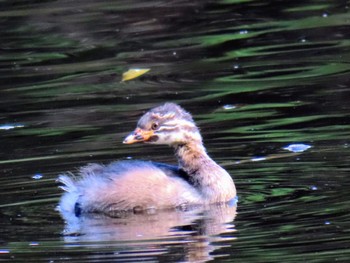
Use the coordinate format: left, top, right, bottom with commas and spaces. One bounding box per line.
1, 0, 350, 262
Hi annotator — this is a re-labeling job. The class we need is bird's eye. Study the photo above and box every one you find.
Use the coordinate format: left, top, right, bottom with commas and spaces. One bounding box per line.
151, 122, 159, 130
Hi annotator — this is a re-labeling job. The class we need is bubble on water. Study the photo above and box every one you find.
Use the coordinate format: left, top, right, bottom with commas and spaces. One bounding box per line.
310, 186, 318, 191
324, 221, 331, 225
29, 242, 40, 246
283, 143, 311, 153
251, 157, 266, 162
32, 174, 43, 180
239, 30, 248, 34
322, 12, 329, 18
223, 104, 236, 110
0, 124, 24, 130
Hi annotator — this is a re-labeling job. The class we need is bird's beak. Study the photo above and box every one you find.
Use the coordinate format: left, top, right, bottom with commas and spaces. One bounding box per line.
123, 128, 155, 144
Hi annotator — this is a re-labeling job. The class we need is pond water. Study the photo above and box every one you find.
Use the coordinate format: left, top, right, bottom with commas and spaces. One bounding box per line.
1, 0, 350, 262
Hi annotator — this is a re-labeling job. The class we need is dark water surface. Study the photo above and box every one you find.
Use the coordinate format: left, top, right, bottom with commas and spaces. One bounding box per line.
1, 0, 350, 262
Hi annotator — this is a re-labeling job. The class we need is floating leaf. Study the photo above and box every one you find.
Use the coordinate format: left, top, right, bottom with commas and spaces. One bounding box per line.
121, 68, 150, 82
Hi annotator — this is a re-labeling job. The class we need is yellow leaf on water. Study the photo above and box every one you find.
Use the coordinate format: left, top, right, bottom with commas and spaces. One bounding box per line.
121, 68, 150, 82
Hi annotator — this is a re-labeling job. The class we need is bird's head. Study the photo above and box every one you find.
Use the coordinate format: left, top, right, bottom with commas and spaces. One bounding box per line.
123, 103, 202, 146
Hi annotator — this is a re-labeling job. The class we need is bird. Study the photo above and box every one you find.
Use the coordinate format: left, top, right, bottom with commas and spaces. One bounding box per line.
58, 103, 236, 217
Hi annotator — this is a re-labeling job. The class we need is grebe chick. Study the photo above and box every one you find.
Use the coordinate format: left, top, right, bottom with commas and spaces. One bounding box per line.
58, 103, 236, 216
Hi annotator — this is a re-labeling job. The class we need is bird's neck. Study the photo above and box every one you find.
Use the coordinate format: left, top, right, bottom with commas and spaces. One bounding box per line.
174, 141, 212, 174
174, 141, 236, 202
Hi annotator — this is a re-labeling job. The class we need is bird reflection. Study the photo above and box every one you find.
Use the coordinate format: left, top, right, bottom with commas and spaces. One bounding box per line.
60, 203, 237, 262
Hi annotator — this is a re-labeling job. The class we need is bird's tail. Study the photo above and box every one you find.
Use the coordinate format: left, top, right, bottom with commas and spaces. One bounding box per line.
57, 174, 77, 193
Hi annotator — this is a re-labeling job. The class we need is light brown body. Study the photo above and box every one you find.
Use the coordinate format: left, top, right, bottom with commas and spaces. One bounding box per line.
58, 103, 236, 216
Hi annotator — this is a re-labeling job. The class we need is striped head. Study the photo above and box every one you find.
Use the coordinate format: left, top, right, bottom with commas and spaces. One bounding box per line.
123, 103, 202, 146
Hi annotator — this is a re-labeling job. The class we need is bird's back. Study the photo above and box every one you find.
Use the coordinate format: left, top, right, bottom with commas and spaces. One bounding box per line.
58, 160, 202, 216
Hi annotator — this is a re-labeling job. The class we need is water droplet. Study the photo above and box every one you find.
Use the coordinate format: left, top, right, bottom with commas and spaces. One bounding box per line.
300, 38, 307, 43
324, 221, 331, 225
239, 30, 248, 34
228, 196, 239, 206
322, 12, 329, 18
283, 143, 311, 153
172, 51, 177, 56
310, 186, 318, 191
32, 174, 43, 180
233, 64, 240, 70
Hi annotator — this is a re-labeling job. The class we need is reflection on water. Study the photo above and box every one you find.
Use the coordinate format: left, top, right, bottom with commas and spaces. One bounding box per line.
60, 204, 236, 262
1, 0, 350, 262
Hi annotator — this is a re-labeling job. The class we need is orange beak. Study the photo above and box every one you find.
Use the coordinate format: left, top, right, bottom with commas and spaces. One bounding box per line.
123, 128, 155, 144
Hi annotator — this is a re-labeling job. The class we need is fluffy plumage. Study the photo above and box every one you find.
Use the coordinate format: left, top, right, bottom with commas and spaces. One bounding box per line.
58, 103, 236, 217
